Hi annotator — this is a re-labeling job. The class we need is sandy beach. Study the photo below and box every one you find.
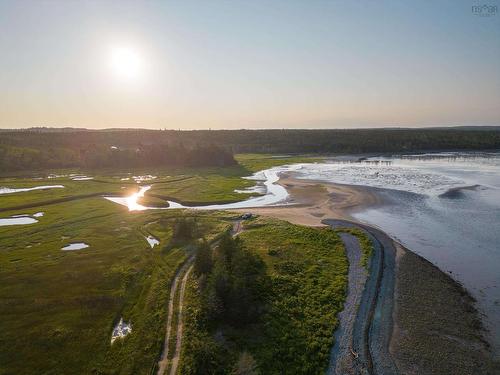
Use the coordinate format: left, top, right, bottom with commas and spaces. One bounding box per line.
233, 173, 383, 225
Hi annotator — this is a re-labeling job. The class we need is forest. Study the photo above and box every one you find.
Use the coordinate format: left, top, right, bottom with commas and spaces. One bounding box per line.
0, 142, 236, 171
1, 127, 499, 172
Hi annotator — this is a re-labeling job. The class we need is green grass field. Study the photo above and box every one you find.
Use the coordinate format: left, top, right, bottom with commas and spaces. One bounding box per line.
0, 193, 234, 374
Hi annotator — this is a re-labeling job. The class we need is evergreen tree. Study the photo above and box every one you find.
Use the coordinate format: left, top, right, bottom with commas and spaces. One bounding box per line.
194, 241, 213, 276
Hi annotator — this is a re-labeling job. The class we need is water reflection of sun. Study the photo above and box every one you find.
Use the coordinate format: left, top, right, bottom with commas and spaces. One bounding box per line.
125, 186, 150, 211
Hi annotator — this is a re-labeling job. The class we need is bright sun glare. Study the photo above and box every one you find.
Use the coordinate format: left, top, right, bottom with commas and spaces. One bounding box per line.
109, 46, 144, 80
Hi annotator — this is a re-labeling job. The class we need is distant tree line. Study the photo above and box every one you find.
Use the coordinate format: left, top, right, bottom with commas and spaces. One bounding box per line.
1, 128, 499, 171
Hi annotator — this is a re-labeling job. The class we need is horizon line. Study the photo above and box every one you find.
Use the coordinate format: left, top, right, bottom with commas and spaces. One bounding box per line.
1, 125, 500, 132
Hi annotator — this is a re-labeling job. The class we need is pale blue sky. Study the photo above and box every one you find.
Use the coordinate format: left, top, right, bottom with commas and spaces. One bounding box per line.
0, 0, 499, 129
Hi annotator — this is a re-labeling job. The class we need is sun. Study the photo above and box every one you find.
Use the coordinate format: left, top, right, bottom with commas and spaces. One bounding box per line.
109, 45, 144, 80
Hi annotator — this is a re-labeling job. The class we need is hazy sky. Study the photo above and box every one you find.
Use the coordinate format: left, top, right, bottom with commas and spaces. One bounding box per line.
1, 0, 499, 129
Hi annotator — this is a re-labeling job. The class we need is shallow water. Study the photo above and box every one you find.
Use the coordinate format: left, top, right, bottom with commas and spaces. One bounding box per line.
293, 152, 500, 353
0, 216, 38, 226
133, 175, 157, 183
111, 317, 132, 344
61, 242, 89, 251
105, 186, 153, 211
104, 166, 301, 211
145, 235, 159, 248
0, 185, 64, 194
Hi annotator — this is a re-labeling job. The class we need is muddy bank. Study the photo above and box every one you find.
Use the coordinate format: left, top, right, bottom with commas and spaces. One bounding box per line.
391, 245, 499, 375
324, 218, 498, 375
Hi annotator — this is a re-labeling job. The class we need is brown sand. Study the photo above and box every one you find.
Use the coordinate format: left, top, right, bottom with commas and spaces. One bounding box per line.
232, 174, 382, 226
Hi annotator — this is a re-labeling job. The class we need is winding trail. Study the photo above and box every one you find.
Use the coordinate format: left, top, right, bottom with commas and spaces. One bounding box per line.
324, 219, 399, 375
157, 220, 244, 375
157, 257, 194, 375
168, 265, 193, 375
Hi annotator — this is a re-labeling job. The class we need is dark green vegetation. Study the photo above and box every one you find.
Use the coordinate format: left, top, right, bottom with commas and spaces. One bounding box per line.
181, 234, 268, 374
0, 139, 236, 171
0, 191, 232, 374
2, 127, 499, 172
180, 219, 348, 374
393, 248, 500, 375
171, 217, 198, 245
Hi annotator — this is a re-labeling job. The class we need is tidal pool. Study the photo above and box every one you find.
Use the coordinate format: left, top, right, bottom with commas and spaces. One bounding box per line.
71, 176, 93, 181
0, 216, 38, 226
133, 175, 157, 182
0, 185, 64, 194
61, 243, 89, 251
111, 317, 132, 344
145, 235, 159, 248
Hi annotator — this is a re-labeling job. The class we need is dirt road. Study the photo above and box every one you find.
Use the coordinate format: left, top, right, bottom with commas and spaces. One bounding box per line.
156, 257, 194, 375
157, 220, 243, 375
167, 264, 193, 375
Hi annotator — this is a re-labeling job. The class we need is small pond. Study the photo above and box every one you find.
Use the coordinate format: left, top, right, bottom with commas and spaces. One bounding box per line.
0, 216, 38, 226
145, 235, 159, 248
61, 243, 89, 251
0, 185, 64, 194
111, 317, 132, 344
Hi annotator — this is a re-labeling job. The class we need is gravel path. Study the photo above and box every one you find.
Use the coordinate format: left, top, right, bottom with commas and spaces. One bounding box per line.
327, 233, 368, 374
324, 219, 399, 375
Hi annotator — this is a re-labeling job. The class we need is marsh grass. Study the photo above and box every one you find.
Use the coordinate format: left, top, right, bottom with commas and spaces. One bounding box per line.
0, 155, 323, 373
0, 154, 321, 211
0, 194, 231, 374
235, 153, 322, 172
